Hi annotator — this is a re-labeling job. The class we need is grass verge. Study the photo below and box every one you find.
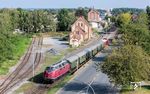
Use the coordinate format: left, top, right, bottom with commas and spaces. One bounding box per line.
46, 31, 69, 37
47, 75, 72, 94
121, 85, 150, 94
14, 82, 34, 94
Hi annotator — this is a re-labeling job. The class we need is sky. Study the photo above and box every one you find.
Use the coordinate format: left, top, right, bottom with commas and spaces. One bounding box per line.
0, 0, 150, 9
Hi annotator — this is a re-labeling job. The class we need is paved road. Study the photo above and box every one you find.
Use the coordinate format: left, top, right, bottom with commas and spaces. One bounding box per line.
57, 47, 119, 94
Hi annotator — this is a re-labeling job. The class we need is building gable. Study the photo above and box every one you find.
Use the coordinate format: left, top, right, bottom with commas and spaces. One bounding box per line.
72, 16, 90, 28
88, 9, 100, 22
69, 16, 93, 47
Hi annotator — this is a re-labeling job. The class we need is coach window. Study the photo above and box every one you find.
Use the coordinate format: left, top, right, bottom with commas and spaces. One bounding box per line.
62, 63, 65, 66
64, 61, 67, 64
59, 64, 62, 68
55, 66, 59, 69
52, 66, 54, 70
81, 23, 83, 27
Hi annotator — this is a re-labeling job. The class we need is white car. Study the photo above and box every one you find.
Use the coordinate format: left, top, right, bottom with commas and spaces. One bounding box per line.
102, 38, 107, 42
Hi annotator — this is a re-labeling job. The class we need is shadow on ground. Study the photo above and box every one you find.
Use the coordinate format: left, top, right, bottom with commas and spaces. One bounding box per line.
28, 72, 53, 84
62, 81, 119, 94
52, 37, 60, 39
142, 86, 150, 90
61, 43, 69, 45
92, 56, 105, 62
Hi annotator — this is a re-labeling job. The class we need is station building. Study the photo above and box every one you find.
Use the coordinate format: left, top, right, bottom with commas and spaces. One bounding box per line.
69, 16, 93, 47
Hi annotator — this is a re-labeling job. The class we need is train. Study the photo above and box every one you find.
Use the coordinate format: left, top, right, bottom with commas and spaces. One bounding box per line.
44, 34, 114, 81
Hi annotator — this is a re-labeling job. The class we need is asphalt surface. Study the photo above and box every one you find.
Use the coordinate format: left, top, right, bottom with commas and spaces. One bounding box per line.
57, 30, 119, 94
42, 37, 69, 52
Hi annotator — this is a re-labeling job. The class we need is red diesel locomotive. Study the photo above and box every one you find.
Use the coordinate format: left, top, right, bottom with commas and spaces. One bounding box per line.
44, 60, 70, 80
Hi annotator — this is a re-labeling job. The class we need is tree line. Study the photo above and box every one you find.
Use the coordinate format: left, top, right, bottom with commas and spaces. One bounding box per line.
0, 8, 92, 33
112, 8, 144, 16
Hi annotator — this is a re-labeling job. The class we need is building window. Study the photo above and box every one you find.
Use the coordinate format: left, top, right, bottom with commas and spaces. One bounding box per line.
81, 23, 83, 27
94, 13, 96, 20
91, 13, 94, 20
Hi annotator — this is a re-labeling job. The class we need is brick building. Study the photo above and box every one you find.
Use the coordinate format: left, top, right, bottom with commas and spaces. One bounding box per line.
88, 9, 102, 28
69, 16, 93, 47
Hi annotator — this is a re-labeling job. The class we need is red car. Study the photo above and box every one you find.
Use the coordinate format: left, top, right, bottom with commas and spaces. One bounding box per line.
102, 38, 109, 46
44, 60, 70, 81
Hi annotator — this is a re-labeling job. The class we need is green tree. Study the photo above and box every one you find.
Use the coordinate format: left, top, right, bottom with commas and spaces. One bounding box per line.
0, 12, 13, 63
41, 11, 56, 32
112, 8, 144, 16
16, 9, 56, 33
120, 12, 150, 54
117, 13, 131, 27
75, 7, 88, 19
146, 6, 150, 18
57, 9, 75, 31
100, 45, 150, 85
146, 6, 150, 30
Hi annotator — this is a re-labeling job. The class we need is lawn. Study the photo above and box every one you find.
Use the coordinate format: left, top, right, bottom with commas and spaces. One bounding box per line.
15, 82, 34, 94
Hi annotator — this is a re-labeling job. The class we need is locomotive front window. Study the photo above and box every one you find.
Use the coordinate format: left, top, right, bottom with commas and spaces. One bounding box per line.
62, 63, 65, 66
46, 67, 54, 72
59, 65, 62, 68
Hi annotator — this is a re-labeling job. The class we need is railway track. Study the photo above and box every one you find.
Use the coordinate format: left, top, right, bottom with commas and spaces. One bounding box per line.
0, 37, 43, 94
